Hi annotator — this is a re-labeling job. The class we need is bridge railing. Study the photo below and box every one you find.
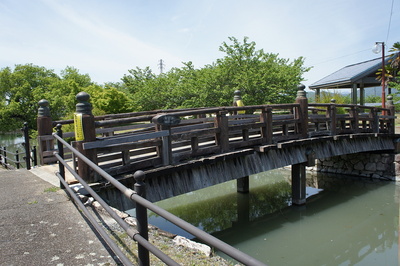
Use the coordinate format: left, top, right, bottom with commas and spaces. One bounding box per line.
52, 126, 267, 266
0, 123, 37, 170
36, 86, 396, 181
78, 103, 303, 177
308, 101, 394, 136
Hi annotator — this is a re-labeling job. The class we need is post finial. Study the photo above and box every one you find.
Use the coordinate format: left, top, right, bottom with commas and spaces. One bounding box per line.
233, 90, 242, 102
38, 99, 50, 117
76, 92, 92, 115
296, 84, 307, 99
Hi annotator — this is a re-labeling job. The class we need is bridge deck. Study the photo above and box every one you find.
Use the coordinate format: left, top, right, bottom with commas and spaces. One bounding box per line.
0, 168, 118, 265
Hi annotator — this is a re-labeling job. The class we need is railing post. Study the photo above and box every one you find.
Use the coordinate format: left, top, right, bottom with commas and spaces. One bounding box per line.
215, 110, 230, 152
15, 150, 20, 169
387, 95, 395, 134
260, 106, 273, 144
295, 84, 308, 138
74, 92, 99, 183
134, 170, 150, 266
56, 124, 65, 189
22, 122, 31, 170
31, 146, 38, 167
329, 99, 337, 135
4, 147, 7, 165
37, 99, 54, 165
152, 114, 180, 166
349, 106, 360, 133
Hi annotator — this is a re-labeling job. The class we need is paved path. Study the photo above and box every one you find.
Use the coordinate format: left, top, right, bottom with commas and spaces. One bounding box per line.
0, 167, 119, 266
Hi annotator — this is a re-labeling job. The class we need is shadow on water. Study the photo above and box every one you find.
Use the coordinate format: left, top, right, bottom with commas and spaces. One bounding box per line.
143, 169, 399, 265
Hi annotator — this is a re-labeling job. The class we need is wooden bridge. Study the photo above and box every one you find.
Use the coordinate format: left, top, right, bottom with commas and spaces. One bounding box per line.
36, 85, 399, 210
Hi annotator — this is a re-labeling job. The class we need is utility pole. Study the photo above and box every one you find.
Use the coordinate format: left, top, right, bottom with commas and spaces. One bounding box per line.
158, 59, 165, 74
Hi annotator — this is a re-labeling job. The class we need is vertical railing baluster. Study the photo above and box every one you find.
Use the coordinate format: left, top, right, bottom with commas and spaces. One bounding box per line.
4, 147, 7, 165
15, 150, 20, 169
56, 124, 65, 189
295, 84, 308, 138
215, 110, 229, 152
22, 122, 31, 170
329, 101, 337, 136
134, 170, 149, 266
32, 146, 38, 167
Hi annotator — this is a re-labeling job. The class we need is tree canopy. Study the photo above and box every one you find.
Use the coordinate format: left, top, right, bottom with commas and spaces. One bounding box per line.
0, 37, 310, 132
120, 37, 310, 111
0, 65, 134, 132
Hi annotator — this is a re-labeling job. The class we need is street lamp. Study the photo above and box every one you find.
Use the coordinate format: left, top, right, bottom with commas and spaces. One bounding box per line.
372, 42, 386, 109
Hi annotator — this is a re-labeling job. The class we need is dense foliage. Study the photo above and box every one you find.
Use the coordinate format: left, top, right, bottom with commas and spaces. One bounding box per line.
387, 42, 400, 93
0, 65, 132, 132
121, 37, 309, 110
0, 37, 310, 132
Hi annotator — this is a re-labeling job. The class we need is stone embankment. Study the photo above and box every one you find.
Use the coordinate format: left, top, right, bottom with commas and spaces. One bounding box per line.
85, 198, 236, 265
316, 153, 397, 181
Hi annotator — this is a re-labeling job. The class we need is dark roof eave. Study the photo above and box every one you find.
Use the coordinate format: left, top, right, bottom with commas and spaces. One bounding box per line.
309, 80, 352, 90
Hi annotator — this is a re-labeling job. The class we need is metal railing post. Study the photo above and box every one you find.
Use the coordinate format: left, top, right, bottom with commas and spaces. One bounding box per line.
22, 122, 31, 170
4, 147, 7, 165
56, 124, 65, 189
32, 146, 38, 167
134, 170, 150, 266
15, 150, 20, 169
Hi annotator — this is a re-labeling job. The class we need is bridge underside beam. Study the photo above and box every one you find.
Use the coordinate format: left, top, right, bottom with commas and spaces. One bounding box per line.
95, 134, 398, 210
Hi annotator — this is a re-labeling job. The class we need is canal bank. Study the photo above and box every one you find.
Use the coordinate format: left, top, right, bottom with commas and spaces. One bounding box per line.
0, 167, 118, 265
1, 166, 235, 265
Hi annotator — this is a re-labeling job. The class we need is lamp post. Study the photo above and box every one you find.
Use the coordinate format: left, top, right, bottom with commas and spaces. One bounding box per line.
372, 42, 386, 109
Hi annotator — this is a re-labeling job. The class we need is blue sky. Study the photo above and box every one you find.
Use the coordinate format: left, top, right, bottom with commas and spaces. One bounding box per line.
1, 0, 399, 88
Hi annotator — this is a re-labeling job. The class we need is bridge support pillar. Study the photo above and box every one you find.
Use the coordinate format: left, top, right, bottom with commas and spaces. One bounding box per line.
292, 163, 306, 205
237, 176, 249, 193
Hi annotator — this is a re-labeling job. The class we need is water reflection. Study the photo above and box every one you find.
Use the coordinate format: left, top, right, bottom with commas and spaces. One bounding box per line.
0, 133, 25, 148
146, 169, 399, 265
0, 133, 30, 168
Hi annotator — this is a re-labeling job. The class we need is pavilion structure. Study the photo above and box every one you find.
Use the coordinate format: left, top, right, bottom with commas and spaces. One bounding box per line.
309, 57, 393, 105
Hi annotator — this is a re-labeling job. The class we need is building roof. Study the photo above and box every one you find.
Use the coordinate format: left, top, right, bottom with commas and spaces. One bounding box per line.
309, 57, 392, 90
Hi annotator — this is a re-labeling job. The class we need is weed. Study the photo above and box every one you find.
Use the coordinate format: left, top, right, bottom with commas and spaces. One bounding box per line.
44, 187, 60, 193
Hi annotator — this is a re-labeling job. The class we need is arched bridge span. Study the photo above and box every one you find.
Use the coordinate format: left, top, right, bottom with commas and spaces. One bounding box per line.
36, 86, 399, 209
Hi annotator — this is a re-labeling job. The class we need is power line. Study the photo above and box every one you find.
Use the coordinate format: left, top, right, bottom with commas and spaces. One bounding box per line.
386, 0, 395, 43
310, 48, 371, 66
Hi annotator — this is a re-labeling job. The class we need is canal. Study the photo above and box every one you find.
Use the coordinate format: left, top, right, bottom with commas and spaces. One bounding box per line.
130, 169, 399, 265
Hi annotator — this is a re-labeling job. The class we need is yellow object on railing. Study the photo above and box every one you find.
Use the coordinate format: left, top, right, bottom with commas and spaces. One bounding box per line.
74, 113, 84, 141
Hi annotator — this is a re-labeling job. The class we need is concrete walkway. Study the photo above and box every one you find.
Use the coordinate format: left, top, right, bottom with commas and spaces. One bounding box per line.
0, 167, 119, 266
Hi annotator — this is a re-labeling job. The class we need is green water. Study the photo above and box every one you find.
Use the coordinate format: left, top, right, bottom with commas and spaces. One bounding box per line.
142, 169, 399, 265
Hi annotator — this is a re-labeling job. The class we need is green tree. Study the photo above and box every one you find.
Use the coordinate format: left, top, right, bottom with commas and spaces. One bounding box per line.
387, 42, 400, 93
0, 64, 133, 132
216, 37, 309, 106
0, 64, 60, 132
122, 37, 310, 111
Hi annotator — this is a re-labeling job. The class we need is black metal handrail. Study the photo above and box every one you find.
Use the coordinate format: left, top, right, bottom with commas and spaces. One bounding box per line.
0, 123, 37, 170
0, 147, 24, 169
53, 125, 267, 266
